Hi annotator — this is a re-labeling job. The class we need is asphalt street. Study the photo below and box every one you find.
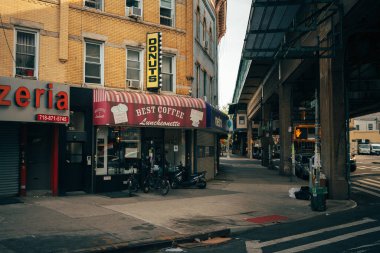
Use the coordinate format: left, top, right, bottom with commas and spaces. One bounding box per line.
143, 155, 380, 253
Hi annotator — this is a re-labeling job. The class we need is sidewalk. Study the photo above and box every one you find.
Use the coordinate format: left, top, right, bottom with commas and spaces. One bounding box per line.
0, 156, 356, 253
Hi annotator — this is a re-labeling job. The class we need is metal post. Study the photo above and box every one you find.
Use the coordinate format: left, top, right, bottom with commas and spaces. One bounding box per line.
227, 133, 231, 159
291, 142, 296, 182
268, 113, 273, 169
314, 88, 321, 188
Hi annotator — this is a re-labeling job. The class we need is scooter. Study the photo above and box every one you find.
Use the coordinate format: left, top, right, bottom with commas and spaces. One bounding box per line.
170, 163, 207, 189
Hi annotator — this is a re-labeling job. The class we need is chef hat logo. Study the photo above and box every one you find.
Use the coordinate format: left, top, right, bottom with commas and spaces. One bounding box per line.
190, 109, 203, 127
111, 104, 128, 124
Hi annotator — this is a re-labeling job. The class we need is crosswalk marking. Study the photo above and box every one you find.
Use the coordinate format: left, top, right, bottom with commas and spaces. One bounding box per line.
245, 240, 262, 253
363, 178, 380, 185
245, 218, 376, 251
358, 166, 374, 170
353, 181, 380, 192
356, 179, 380, 188
352, 186, 380, 197
274, 226, 380, 253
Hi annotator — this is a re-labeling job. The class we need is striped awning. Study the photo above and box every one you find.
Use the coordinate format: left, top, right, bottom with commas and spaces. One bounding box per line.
94, 89, 205, 109
93, 89, 207, 128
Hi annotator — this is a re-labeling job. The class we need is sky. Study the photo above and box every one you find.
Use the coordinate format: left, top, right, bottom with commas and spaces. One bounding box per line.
218, 0, 252, 108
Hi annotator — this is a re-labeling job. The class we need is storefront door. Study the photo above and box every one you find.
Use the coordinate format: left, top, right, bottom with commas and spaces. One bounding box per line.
142, 128, 165, 168
64, 142, 85, 191
26, 124, 52, 191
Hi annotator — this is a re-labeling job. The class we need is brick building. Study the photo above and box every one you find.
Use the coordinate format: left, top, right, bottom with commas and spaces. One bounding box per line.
0, 0, 228, 196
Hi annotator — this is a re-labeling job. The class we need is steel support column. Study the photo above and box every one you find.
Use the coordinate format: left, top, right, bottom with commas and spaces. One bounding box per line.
279, 83, 292, 175
319, 49, 348, 200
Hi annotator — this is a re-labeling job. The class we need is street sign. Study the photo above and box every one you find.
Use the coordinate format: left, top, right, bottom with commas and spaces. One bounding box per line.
227, 119, 233, 132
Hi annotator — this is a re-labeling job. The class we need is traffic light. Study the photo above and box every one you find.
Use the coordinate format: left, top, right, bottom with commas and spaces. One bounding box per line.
295, 127, 308, 139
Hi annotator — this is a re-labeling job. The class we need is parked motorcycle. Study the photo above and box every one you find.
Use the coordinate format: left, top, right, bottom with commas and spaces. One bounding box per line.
170, 163, 207, 189
142, 164, 170, 196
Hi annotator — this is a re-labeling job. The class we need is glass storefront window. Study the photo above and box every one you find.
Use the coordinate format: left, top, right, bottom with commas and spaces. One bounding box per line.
96, 126, 140, 175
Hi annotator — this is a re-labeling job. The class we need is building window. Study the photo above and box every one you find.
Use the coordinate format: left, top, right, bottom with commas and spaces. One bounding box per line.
202, 20, 206, 43
126, 49, 141, 88
196, 64, 200, 98
15, 30, 38, 78
356, 125, 360, 130
84, 0, 103, 10
162, 55, 174, 91
203, 70, 207, 99
85, 40, 103, 85
209, 28, 213, 56
126, 0, 141, 8
209, 76, 213, 104
160, 0, 174, 27
196, 11, 200, 40
368, 123, 373, 130
126, 0, 142, 17
239, 116, 245, 125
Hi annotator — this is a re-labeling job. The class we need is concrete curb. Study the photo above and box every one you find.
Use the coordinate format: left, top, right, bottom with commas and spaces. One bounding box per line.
74, 229, 231, 253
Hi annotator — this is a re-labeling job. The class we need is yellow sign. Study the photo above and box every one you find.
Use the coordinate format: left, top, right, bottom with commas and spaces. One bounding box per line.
146, 32, 162, 90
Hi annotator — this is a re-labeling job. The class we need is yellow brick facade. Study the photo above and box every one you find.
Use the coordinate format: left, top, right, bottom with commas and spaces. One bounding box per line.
0, 0, 193, 95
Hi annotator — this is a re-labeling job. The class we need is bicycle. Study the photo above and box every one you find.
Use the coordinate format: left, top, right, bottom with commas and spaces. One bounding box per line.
123, 167, 139, 197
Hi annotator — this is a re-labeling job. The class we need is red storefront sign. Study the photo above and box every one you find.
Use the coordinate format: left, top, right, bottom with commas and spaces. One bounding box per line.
0, 77, 70, 124
93, 89, 206, 128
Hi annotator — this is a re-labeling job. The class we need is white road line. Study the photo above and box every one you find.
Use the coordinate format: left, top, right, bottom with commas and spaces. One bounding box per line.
357, 179, 380, 188
246, 240, 263, 253
353, 182, 380, 193
274, 226, 380, 253
246, 218, 376, 250
358, 166, 375, 170
352, 186, 380, 197
363, 178, 380, 184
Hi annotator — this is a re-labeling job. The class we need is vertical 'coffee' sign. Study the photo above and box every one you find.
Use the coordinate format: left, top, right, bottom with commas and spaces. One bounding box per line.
146, 32, 162, 91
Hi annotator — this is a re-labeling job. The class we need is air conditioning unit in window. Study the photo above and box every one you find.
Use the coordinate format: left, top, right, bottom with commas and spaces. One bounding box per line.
127, 80, 141, 89
128, 7, 142, 18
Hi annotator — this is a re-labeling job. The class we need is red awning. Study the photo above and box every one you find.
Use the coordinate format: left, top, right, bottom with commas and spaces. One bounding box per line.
93, 89, 206, 128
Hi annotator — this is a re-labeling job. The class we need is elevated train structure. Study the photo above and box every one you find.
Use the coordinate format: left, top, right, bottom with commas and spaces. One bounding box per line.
230, 0, 380, 199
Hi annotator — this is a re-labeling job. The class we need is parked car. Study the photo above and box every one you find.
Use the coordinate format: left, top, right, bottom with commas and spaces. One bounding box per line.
358, 144, 371, 155
295, 153, 313, 180
370, 144, 380, 155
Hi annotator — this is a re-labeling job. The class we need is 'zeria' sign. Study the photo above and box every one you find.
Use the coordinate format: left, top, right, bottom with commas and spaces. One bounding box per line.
0, 77, 70, 124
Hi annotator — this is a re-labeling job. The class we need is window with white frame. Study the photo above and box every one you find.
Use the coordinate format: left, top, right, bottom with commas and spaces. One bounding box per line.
368, 123, 373, 130
161, 55, 174, 91
85, 40, 103, 84
84, 0, 103, 10
126, 49, 142, 88
160, 0, 174, 27
15, 30, 38, 78
126, 0, 142, 17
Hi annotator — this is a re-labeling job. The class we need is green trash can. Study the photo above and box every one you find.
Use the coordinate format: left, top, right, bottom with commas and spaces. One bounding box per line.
310, 187, 327, 211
